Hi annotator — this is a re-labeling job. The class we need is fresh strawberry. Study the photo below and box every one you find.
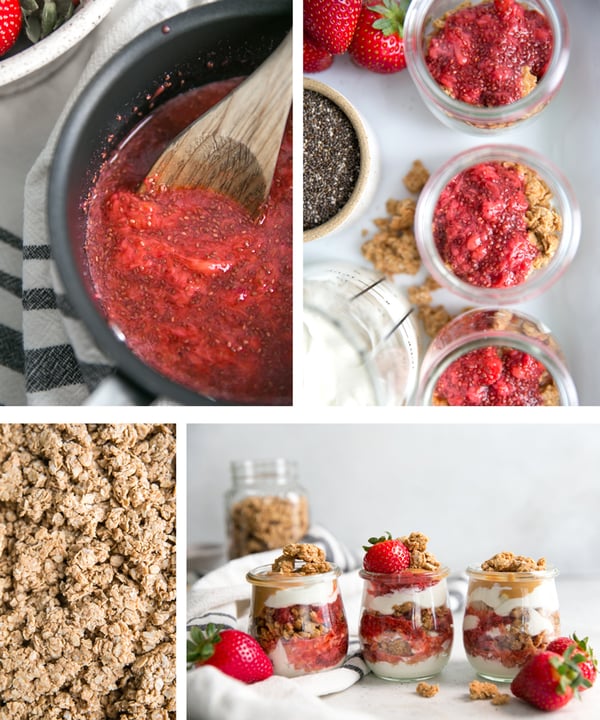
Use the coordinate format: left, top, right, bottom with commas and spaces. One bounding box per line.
0, 0, 22, 56
511, 650, 590, 711
303, 0, 362, 55
303, 34, 334, 73
348, 0, 411, 74
547, 634, 597, 690
187, 624, 273, 684
363, 532, 410, 573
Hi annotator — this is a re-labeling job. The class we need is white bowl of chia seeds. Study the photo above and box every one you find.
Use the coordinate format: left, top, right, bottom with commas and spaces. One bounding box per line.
303, 77, 380, 243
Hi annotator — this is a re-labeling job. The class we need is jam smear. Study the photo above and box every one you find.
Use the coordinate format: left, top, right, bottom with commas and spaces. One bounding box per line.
426, 0, 553, 107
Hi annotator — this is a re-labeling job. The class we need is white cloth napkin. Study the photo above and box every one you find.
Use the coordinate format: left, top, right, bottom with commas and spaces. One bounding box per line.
187, 536, 374, 720
17, 0, 219, 405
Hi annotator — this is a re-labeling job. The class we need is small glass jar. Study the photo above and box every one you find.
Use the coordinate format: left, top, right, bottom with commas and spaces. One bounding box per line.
246, 562, 349, 677
416, 307, 578, 406
404, 0, 570, 134
303, 78, 379, 242
225, 459, 309, 559
303, 262, 420, 405
414, 145, 580, 306
358, 568, 454, 681
463, 565, 560, 681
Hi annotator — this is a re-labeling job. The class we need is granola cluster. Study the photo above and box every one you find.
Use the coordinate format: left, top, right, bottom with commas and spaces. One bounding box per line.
416, 682, 439, 698
469, 680, 510, 705
0, 424, 176, 720
271, 543, 331, 575
360, 161, 428, 276
228, 494, 309, 559
400, 531, 441, 571
481, 551, 547, 572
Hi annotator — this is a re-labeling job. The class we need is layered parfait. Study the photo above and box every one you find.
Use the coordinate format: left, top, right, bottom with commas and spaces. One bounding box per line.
246, 544, 348, 677
359, 532, 454, 681
464, 551, 560, 681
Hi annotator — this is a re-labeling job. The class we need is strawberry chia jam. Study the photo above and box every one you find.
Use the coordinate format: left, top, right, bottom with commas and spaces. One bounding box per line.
85, 79, 292, 404
433, 161, 547, 288
425, 0, 553, 107
433, 346, 556, 406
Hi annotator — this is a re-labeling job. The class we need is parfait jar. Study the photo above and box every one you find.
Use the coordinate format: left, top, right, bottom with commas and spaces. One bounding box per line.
246, 562, 349, 677
358, 567, 454, 681
463, 565, 560, 681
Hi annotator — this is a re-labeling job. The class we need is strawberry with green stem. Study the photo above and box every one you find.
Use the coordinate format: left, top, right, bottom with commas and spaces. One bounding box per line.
187, 623, 273, 684
363, 532, 410, 573
348, 0, 411, 74
511, 650, 592, 711
547, 634, 598, 691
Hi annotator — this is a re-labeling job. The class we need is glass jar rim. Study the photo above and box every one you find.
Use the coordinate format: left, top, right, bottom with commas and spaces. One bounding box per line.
404, 0, 570, 130
247, 562, 342, 586
466, 564, 559, 580
359, 565, 450, 582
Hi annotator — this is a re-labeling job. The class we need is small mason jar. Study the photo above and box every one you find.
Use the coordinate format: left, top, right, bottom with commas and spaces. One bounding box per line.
358, 568, 454, 681
303, 262, 420, 406
404, 0, 570, 134
463, 565, 560, 681
225, 459, 309, 559
416, 308, 578, 406
414, 145, 580, 306
246, 562, 349, 677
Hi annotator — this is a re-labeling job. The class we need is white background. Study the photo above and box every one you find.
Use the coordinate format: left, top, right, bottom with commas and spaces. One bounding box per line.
187, 421, 600, 575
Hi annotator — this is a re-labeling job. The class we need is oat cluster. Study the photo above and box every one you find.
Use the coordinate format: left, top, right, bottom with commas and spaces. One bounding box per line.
228, 494, 309, 559
481, 551, 547, 572
271, 543, 331, 575
0, 424, 176, 720
416, 681, 439, 698
469, 680, 511, 705
400, 531, 440, 571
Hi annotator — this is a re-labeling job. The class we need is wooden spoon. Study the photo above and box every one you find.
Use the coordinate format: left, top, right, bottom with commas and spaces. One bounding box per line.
143, 32, 293, 218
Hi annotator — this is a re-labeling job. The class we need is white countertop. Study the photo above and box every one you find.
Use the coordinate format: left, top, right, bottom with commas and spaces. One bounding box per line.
324, 576, 600, 718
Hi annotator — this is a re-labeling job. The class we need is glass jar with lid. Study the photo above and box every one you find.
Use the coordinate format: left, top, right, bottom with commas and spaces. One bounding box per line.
304, 262, 420, 406
225, 459, 309, 559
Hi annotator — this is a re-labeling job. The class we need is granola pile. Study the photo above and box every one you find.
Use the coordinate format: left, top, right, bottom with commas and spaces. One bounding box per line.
0, 424, 176, 720
416, 681, 439, 698
481, 551, 547, 572
469, 680, 510, 705
400, 531, 440, 571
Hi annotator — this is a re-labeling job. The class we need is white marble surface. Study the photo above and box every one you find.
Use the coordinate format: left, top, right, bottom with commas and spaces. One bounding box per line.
324, 576, 600, 719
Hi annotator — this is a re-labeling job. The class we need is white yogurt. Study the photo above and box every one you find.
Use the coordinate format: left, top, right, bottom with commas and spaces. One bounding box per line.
364, 580, 448, 614
366, 650, 450, 681
467, 654, 520, 681
467, 581, 559, 616
264, 580, 338, 609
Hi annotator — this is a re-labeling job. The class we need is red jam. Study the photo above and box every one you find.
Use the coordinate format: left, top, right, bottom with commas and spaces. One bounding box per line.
434, 346, 552, 406
433, 161, 536, 288
85, 79, 292, 405
426, 0, 553, 107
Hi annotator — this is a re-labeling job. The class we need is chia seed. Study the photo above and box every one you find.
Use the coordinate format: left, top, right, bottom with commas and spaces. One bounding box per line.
303, 89, 361, 231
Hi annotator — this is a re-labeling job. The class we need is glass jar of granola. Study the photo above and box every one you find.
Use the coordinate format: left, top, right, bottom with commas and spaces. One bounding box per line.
226, 459, 309, 559
247, 544, 349, 677
463, 553, 560, 681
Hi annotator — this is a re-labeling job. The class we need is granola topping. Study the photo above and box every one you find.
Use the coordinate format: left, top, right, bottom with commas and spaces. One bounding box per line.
481, 552, 547, 573
271, 543, 332, 575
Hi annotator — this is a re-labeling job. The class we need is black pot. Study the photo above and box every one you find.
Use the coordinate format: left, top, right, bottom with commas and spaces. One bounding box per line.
48, 0, 292, 405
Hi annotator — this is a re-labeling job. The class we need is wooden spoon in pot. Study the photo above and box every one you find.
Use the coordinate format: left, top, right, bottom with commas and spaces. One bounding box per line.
143, 32, 292, 218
